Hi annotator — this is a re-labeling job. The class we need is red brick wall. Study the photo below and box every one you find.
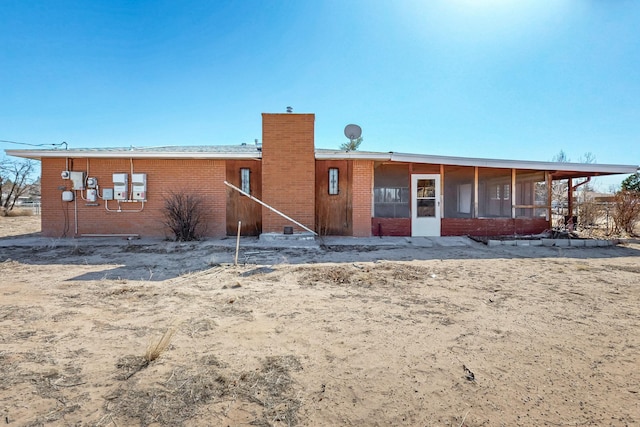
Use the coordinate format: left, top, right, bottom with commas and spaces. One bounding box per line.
371, 218, 410, 236
41, 158, 226, 238
352, 160, 373, 237
441, 218, 548, 236
261, 113, 316, 233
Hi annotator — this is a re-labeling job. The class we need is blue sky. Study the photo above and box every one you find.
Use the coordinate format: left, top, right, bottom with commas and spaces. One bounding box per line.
1, 0, 639, 188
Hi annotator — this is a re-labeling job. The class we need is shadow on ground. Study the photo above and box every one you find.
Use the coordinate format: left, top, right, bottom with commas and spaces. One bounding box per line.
1, 234, 639, 282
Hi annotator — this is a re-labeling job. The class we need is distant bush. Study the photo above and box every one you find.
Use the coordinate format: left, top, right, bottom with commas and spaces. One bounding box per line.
612, 190, 640, 235
6, 208, 35, 217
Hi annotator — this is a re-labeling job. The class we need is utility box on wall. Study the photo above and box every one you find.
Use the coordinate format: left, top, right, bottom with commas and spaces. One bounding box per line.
131, 173, 147, 201
102, 188, 114, 201
113, 173, 128, 200
69, 171, 85, 190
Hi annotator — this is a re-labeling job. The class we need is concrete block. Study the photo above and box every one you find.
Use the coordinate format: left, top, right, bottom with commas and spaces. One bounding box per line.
502, 240, 517, 246
541, 239, 556, 246
259, 232, 315, 242
570, 239, 585, 247
516, 240, 530, 246
487, 240, 503, 247
554, 239, 570, 247
585, 240, 599, 247
529, 240, 543, 246
597, 239, 611, 247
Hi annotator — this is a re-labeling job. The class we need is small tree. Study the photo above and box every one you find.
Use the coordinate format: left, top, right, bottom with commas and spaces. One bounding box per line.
550, 150, 597, 228
621, 172, 640, 192
551, 150, 570, 221
162, 191, 206, 241
1, 158, 37, 216
340, 136, 363, 151
612, 190, 640, 235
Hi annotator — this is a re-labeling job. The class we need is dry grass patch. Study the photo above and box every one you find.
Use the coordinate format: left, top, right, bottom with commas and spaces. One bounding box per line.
297, 263, 441, 288
108, 354, 303, 426
115, 328, 176, 381
606, 264, 640, 274
145, 328, 175, 362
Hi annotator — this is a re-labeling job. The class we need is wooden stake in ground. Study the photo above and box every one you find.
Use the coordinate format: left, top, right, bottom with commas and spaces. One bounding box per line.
235, 220, 241, 266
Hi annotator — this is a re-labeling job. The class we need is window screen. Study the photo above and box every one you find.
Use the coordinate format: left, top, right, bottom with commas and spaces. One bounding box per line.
478, 168, 511, 217
515, 171, 547, 217
374, 164, 410, 218
443, 166, 474, 218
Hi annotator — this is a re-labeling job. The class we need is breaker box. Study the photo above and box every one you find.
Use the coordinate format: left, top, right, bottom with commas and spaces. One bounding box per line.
131, 173, 147, 201
70, 171, 85, 190
113, 173, 128, 200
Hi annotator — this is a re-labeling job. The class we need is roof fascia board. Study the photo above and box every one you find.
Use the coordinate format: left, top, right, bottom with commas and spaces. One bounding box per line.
7, 148, 637, 175
5, 150, 261, 160
390, 153, 638, 174
314, 151, 391, 161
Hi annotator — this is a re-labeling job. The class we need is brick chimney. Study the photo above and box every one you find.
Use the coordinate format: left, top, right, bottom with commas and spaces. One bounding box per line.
261, 113, 316, 233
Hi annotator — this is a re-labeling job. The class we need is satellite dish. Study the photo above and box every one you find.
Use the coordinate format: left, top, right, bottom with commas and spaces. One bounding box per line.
344, 124, 362, 140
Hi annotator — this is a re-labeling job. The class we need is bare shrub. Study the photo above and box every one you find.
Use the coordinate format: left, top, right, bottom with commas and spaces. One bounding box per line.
577, 200, 606, 229
1, 158, 38, 215
162, 191, 206, 241
6, 207, 35, 217
612, 191, 640, 235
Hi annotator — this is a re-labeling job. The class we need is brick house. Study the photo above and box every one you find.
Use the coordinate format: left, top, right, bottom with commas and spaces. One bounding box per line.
6, 112, 638, 238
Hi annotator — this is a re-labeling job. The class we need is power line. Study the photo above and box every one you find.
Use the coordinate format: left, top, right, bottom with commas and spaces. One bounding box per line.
0, 139, 67, 149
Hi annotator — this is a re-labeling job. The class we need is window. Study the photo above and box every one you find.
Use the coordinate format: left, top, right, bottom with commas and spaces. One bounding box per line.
457, 183, 472, 214
478, 168, 511, 217
416, 179, 437, 217
240, 168, 250, 194
374, 187, 410, 217
443, 165, 474, 218
374, 164, 410, 218
328, 168, 339, 195
515, 171, 548, 218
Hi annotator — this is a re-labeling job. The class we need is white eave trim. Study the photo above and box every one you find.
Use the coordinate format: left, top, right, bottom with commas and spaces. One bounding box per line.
6, 148, 637, 175
314, 150, 637, 174
314, 151, 392, 161
389, 152, 638, 174
5, 149, 262, 160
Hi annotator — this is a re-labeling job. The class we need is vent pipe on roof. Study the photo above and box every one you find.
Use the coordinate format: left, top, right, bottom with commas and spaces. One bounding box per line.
286, 106, 293, 113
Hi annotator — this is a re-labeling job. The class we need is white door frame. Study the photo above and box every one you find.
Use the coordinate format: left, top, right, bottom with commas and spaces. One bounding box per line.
411, 174, 441, 236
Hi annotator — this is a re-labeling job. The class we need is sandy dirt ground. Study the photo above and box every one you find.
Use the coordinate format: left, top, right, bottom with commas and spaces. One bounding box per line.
1, 215, 639, 426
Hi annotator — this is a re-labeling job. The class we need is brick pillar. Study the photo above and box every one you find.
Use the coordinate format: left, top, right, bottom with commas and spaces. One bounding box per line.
40, 158, 66, 237
351, 160, 373, 237
261, 113, 316, 233
209, 160, 227, 237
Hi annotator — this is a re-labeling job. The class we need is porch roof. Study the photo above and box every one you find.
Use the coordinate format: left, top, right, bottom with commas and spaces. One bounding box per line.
315, 150, 638, 179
